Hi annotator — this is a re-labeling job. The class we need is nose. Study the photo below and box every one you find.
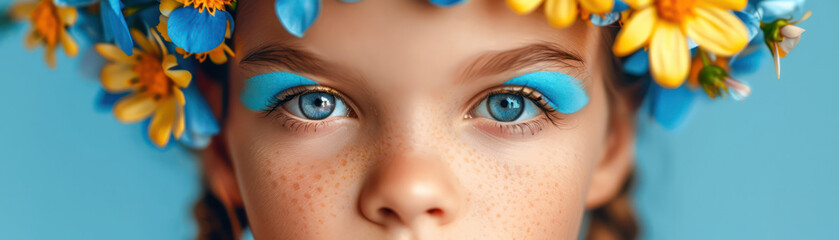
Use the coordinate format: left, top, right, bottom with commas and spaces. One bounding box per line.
359, 153, 463, 227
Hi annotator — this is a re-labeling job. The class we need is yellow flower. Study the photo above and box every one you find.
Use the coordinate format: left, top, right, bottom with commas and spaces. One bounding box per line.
613, 0, 749, 88
10, 0, 79, 68
507, 0, 615, 28
160, 0, 231, 16
96, 29, 192, 147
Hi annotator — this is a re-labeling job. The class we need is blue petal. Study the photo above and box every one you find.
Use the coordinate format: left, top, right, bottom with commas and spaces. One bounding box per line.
612, 0, 629, 12
734, 11, 760, 42
275, 0, 320, 38
730, 45, 766, 75
428, 0, 467, 8
649, 84, 697, 131
68, 12, 104, 48
623, 51, 649, 76
183, 84, 220, 138
754, 0, 806, 21
100, 0, 133, 55
54, 0, 99, 7
590, 12, 621, 26
167, 7, 230, 53
95, 90, 129, 112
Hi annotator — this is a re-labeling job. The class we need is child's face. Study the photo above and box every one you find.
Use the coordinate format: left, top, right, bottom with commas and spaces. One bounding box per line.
217, 0, 634, 239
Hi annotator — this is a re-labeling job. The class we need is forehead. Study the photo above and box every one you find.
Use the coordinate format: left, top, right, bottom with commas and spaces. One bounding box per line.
234, 0, 594, 87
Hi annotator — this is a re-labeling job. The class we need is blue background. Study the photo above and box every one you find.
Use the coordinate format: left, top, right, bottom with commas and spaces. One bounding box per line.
1, 1, 837, 239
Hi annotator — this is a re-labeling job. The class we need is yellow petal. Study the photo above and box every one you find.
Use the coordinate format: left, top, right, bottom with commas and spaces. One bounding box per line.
159, 0, 182, 16
684, 6, 748, 56
60, 30, 79, 57
114, 93, 157, 123
649, 22, 690, 88
174, 87, 186, 106
130, 29, 157, 56
622, 0, 651, 9
173, 97, 185, 139
9, 2, 37, 20
148, 98, 176, 147
579, 0, 614, 14
506, 0, 545, 14
44, 45, 56, 69
699, 0, 747, 10
156, 16, 172, 42
24, 30, 41, 50
544, 0, 578, 28
613, 7, 656, 56
58, 7, 78, 25
95, 44, 135, 63
100, 63, 137, 92
162, 55, 192, 88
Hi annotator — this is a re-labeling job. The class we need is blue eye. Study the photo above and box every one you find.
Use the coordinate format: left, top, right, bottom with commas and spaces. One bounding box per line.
474, 92, 542, 122
284, 92, 350, 120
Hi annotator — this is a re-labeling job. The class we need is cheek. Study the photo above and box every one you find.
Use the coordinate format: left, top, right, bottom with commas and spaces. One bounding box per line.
224, 104, 375, 238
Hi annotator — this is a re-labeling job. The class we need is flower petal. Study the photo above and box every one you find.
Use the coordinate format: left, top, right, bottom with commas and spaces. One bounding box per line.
173, 89, 186, 139
544, 0, 578, 28
148, 98, 176, 147
579, 0, 613, 14
699, 0, 746, 10
622, 0, 650, 9
167, 7, 230, 53
684, 6, 748, 56
113, 93, 157, 123
54, 0, 99, 7
649, 84, 697, 130
58, 7, 78, 25
429, 0, 467, 8
649, 22, 690, 88
613, 7, 656, 56
275, 0, 320, 38
159, 0, 182, 16
60, 30, 79, 57
506, 0, 544, 14
100, 63, 137, 92
95, 43, 135, 63
780, 24, 805, 39
130, 29, 157, 56
100, 0, 133, 55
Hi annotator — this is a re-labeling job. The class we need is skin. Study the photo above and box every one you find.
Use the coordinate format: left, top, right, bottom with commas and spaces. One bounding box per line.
201, 0, 636, 239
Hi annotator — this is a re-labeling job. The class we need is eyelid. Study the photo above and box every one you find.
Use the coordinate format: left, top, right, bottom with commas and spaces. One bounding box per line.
502, 71, 589, 114
241, 72, 319, 111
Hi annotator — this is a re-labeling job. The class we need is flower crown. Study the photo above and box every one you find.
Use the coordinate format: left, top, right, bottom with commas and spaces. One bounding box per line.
1, 0, 811, 148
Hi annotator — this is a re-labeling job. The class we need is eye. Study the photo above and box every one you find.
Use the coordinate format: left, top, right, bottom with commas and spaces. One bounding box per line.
283, 91, 350, 120
473, 92, 543, 122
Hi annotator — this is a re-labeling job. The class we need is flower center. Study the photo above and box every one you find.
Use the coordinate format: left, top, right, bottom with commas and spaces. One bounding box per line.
132, 53, 171, 101
30, 0, 61, 46
184, 0, 232, 15
655, 0, 697, 22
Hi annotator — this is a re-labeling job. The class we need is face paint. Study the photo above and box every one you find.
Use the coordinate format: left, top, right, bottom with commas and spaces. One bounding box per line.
503, 71, 589, 114
240, 72, 319, 111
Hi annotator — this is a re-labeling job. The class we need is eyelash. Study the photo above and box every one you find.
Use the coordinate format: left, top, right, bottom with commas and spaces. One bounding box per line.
261, 85, 354, 132
473, 86, 564, 136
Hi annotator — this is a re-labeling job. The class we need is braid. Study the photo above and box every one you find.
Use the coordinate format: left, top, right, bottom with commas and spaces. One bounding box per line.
585, 174, 638, 240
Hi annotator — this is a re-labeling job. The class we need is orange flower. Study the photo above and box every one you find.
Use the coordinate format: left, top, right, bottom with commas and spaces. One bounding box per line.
10, 0, 79, 68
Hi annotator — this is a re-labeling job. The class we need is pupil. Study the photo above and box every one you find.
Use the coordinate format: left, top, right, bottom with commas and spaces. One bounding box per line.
487, 93, 524, 122
299, 92, 336, 120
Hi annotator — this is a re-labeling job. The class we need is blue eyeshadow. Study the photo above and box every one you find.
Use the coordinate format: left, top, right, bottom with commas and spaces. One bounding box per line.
502, 71, 589, 114
240, 72, 319, 111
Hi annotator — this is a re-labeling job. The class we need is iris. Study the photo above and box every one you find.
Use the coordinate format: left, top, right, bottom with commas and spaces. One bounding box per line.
299, 92, 336, 120
486, 93, 524, 122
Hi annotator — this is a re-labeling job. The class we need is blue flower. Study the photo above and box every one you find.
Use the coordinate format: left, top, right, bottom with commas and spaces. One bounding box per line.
56, 0, 135, 55
166, 6, 233, 53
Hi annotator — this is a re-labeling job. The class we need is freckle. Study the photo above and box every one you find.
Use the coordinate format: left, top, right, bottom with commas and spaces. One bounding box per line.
291, 198, 298, 204
329, 170, 336, 175
316, 187, 323, 192
341, 159, 347, 166
298, 207, 304, 212
304, 193, 311, 199
298, 175, 304, 180
335, 182, 340, 188
293, 183, 300, 190
280, 175, 287, 181
314, 174, 322, 180
320, 203, 326, 207
271, 181, 278, 188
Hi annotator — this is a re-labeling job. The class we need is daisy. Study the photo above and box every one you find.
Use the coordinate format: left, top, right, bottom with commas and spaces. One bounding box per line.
507, 0, 615, 28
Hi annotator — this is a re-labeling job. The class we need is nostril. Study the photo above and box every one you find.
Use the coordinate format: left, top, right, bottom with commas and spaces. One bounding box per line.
426, 208, 444, 217
379, 207, 397, 218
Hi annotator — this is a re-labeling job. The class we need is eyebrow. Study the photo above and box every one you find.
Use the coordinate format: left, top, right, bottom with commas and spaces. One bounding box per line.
458, 42, 585, 83
239, 43, 330, 75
